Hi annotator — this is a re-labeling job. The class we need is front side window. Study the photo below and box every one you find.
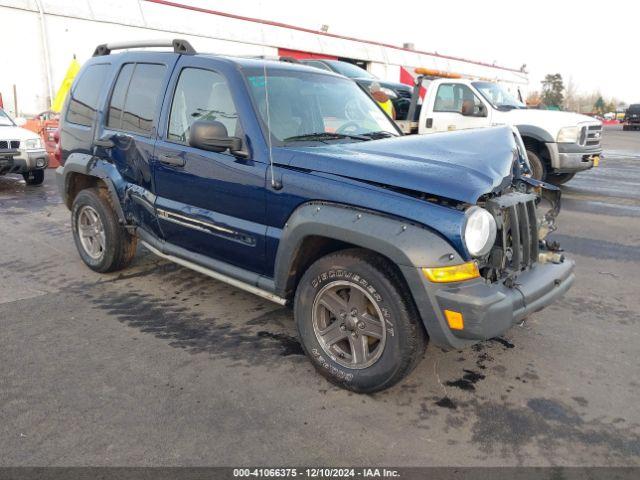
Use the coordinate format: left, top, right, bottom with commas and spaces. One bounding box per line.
434, 83, 484, 115
66, 63, 110, 127
168, 68, 239, 143
244, 68, 398, 144
107, 63, 166, 135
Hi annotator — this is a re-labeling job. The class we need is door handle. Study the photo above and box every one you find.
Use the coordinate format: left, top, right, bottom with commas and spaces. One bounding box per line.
158, 153, 185, 167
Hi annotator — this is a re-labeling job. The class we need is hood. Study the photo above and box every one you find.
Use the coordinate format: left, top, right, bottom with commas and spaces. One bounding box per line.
500, 109, 601, 136
0, 124, 41, 142
280, 126, 518, 204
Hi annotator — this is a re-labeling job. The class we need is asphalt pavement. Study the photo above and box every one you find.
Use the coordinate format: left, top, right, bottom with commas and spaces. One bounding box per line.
1, 125, 639, 466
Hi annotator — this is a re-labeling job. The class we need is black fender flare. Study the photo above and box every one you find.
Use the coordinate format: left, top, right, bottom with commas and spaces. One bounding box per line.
515, 124, 555, 144
273, 202, 469, 347
57, 153, 126, 223
274, 202, 465, 293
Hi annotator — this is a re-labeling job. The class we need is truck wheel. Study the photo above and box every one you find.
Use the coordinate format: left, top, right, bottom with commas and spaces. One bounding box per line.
71, 188, 137, 273
22, 170, 44, 186
526, 150, 546, 181
294, 249, 426, 393
546, 172, 575, 185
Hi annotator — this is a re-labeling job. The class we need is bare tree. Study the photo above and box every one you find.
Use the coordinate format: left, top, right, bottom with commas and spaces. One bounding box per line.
564, 77, 579, 112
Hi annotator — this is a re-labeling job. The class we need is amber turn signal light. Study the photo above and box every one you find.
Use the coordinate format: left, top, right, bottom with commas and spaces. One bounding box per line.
444, 310, 464, 330
422, 262, 480, 283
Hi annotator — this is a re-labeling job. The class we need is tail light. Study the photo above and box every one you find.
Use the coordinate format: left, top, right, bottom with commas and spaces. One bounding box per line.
53, 128, 62, 166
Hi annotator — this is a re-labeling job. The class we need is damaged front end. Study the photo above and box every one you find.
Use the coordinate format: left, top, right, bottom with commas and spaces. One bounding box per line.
475, 132, 566, 283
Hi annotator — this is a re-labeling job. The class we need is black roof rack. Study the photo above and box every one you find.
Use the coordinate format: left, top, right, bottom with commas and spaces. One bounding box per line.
92, 39, 196, 57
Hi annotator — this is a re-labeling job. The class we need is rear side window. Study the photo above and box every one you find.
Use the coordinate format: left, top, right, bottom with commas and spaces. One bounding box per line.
107, 63, 166, 135
66, 64, 110, 127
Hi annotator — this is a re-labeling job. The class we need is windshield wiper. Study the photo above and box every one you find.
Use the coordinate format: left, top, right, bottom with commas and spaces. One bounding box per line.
496, 104, 518, 111
283, 132, 370, 142
359, 130, 398, 139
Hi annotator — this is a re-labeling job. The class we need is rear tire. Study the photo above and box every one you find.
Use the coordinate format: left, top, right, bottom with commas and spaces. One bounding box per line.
71, 188, 137, 273
546, 172, 576, 185
23, 170, 44, 186
294, 249, 427, 393
526, 149, 547, 181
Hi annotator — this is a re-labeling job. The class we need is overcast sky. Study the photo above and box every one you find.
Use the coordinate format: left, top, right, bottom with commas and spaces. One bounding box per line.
188, 0, 638, 104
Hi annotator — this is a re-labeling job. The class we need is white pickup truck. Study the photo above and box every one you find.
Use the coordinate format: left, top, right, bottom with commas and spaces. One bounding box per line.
399, 72, 603, 185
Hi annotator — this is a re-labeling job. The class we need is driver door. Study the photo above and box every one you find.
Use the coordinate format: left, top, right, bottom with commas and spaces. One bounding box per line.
153, 57, 268, 275
429, 83, 490, 133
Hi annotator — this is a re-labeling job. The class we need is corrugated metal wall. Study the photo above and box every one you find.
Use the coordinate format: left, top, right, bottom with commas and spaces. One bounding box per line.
0, 0, 528, 115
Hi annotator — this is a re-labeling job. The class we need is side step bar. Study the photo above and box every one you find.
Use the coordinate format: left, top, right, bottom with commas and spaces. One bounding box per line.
140, 240, 287, 306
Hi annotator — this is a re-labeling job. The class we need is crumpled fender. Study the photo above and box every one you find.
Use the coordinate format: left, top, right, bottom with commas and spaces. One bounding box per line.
57, 152, 128, 222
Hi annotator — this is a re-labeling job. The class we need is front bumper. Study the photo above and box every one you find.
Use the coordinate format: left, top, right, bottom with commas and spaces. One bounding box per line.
401, 259, 575, 350
0, 149, 48, 174
547, 142, 602, 173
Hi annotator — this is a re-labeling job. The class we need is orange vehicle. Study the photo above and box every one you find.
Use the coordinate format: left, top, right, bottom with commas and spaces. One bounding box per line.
23, 111, 60, 167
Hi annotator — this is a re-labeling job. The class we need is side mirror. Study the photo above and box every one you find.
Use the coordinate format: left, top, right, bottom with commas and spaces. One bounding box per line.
461, 101, 488, 118
189, 120, 244, 155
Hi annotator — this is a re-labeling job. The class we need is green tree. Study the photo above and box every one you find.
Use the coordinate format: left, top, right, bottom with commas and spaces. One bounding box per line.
594, 96, 605, 114
541, 73, 565, 108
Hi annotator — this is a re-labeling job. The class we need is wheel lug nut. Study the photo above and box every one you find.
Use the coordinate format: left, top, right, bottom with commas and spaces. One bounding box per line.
358, 322, 365, 329
350, 308, 358, 316
340, 324, 346, 331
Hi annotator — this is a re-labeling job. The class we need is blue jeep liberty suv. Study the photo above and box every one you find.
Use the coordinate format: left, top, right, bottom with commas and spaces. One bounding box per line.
56, 40, 574, 392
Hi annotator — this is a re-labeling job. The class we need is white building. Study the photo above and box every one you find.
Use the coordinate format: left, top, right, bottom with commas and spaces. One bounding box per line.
0, 0, 529, 116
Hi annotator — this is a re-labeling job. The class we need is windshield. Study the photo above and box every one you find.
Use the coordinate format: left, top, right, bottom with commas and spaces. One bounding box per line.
325, 61, 376, 80
244, 68, 399, 145
472, 81, 525, 109
0, 109, 16, 126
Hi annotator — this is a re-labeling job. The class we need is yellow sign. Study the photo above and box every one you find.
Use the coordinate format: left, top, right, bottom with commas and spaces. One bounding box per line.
51, 58, 81, 113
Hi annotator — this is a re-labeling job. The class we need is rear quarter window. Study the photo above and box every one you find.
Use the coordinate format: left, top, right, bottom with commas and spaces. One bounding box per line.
66, 64, 110, 127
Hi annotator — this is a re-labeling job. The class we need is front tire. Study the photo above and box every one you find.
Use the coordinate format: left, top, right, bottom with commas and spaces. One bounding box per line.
294, 249, 426, 393
22, 170, 44, 186
71, 188, 137, 273
526, 149, 547, 181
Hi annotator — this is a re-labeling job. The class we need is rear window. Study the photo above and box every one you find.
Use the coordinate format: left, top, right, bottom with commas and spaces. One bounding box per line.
107, 63, 166, 135
66, 64, 110, 127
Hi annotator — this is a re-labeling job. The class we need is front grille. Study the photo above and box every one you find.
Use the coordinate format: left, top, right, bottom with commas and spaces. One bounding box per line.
0, 140, 20, 149
585, 124, 602, 147
486, 193, 539, 273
